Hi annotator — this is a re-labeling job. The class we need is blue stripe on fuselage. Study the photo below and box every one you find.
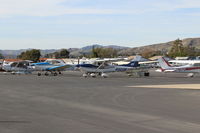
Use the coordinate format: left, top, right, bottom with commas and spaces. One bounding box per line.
119, 61, 139, 67
31, 62, 50, 66
76, 64, 98, 68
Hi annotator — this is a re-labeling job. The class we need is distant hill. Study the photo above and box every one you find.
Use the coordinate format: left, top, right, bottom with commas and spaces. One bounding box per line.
81, 44, 103, 51
81, 44, 129, 51
1, 37, 200, 58
69, 44, 129, 57
0, 45, 129, 58
118, 37, 200, 56
0, 49, 59, 58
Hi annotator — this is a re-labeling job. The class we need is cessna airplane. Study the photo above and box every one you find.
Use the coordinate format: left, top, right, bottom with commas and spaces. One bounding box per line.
31, 59, 73, 76
157, 57, 200, 77
2, 60, 34, 74
77, 60, 140, 78
2, 59, 73, 76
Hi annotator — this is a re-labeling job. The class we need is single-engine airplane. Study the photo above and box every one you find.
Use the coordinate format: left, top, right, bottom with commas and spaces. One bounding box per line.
157, 57, 200, 77
77, 60, 140, 78
31, 59, 73, 76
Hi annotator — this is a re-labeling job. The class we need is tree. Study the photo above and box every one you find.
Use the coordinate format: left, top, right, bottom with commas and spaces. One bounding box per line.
0, 53, 4, 59
44, 49, 70, 59
92, 46, 101, 58
18, 49, 41, 62
168, 39, 186, 58
168, 39, 200, 57
59, 49, 70, 58
91, 47, 118, 58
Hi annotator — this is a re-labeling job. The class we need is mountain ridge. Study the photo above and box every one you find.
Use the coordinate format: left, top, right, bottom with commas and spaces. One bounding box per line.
1, 37, 200, 58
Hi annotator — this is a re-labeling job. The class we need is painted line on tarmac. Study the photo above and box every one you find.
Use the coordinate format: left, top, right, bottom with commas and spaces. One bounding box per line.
127, 84, 200, 89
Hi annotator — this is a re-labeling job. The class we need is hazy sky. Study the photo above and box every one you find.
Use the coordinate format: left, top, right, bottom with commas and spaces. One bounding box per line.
0, 0, 200, 49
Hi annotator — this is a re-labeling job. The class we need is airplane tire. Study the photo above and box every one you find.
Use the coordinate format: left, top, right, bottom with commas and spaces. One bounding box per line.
101, 73, 108, 78
53, 72, 58, 76
90, 73, 96, 78
187, 73, 194, 77
38, 73, 41, 76
83, 74, 88, 78
45, 72, 49, 76
144, 72, 150, 77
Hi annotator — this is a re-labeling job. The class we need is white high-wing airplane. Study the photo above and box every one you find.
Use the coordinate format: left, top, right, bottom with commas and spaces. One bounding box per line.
157, 57, 200, 77
31, 59, 73, 76
77, 60, 140, 78
2, 59, 73, 76
2, 60, 34, 74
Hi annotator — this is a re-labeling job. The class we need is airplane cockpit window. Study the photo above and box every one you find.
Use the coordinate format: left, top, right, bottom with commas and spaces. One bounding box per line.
46, 60, 64, 65
11, 62, 18, 67
10, 62, 28, 68
18, 62, 28, 68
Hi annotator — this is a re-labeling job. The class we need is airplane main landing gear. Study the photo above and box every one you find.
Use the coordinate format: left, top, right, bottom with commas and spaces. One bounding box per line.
187, 73, 194, 77
83, 73, 88, 78
37, 71, 59, 76
53, 72, 58, 76
90, 73, 96, 78
45, 72, 49, 76
49, 71, 58, 76
101, 73, 108, 78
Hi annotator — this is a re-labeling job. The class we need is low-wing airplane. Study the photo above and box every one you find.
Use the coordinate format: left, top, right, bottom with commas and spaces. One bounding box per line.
31, 59, 73, 76
77, 60, 140, 78
157, 57, 200, 77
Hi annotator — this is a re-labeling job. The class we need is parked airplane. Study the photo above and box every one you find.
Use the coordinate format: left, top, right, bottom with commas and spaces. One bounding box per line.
157, 57, 200, 77
31, 59, 73, 76
2, 59, 73, 76
77, 60, 140, 78
2, 60, 34, 74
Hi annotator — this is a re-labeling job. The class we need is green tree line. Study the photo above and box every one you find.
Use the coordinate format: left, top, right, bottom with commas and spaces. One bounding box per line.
92, 46, 118, 58
17, 49, 41, 62
168, 39, 200, 58
44, 49, 70, 59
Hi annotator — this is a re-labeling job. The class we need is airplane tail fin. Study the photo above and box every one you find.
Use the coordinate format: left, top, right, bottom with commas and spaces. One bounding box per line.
133, 55, 142, 61
158, 57, 171, 69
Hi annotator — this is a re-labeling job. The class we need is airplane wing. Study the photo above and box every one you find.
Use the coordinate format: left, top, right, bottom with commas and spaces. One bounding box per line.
96, 61, 111, 69
96, 61, 106, 69
46, 65, 72, 71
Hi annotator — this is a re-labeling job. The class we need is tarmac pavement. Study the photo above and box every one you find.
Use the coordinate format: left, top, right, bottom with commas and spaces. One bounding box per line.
0, 71, 200, 133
